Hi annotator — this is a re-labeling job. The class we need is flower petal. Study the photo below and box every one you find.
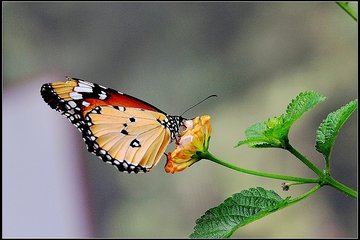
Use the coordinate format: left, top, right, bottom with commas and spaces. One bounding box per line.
164, 115, 212, 173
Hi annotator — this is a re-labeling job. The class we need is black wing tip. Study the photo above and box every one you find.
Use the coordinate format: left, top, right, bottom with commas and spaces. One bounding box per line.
40, 83, 50, 92
40, 83, 52, 102
40, 83, 60, 110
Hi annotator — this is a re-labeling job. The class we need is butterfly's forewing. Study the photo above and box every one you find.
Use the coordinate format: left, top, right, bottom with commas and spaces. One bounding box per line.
41, 77, 178, 173
41, 78, 164, 115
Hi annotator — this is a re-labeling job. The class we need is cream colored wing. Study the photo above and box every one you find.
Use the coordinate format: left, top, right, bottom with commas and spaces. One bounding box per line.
83, 105, 171, 173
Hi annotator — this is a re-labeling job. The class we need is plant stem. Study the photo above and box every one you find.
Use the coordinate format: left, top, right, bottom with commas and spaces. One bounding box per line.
284, 143, 357, 198
336, 2, 358, 21
324, 176, 357, 198
285, 143, 324, 177
324, 155, 330, 175
287, 185, 322, 205
199, 151, 320, 184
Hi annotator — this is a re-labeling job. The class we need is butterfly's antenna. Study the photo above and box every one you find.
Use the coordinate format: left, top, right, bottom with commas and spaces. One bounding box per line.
180, 94, 218, 117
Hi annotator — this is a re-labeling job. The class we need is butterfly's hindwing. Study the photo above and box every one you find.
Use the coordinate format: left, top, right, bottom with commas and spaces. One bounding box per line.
84, 105, 171, 173
41, 77, 181, 173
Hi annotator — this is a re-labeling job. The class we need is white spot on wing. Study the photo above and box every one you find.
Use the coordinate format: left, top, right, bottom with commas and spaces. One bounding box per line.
123, 162, 128, 168
74, 86, 93, 93
68, 109, 75, 115
82, 101, 90, 107
98, 93, 107, 100
68, 101, 77, 108
79, 81, 94, 88
70, 92, 83, 100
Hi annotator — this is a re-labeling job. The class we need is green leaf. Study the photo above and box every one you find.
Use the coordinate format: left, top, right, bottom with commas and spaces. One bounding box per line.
235, 116, 285, 148
236, 91, 326, 149
190, 187, 290, 238
336, 2, 358, 21
284, 91, 327, 124
315, 99, 358, 164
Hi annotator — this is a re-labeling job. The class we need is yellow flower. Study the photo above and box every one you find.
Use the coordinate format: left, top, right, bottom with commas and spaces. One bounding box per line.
165, 115, 212, 173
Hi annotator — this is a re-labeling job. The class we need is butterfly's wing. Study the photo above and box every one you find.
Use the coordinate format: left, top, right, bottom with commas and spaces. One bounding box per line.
41, 77, 173, 173
85, 106, 171, 173
41, 77, 165, 116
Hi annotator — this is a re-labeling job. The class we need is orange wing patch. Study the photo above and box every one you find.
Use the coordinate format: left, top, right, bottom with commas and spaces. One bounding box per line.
50, 80, 78, 101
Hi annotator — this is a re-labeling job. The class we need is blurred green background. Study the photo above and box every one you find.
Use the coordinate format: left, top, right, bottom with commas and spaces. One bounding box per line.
3, 2, 357, 238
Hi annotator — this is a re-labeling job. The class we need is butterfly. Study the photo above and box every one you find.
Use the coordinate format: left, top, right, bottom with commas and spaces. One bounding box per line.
40, 77, 187, 173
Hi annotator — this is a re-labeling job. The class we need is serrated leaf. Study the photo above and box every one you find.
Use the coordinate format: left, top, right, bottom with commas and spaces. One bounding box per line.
236, 121, 276, 147
236, 91, 326, 149
235, 117, 284, 148
315, 99, 358, 163
190, 187, 289, 238
284, 91, 326, 124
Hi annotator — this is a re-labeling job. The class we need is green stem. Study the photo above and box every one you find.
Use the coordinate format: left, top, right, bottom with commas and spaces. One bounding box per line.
336, 2, 358, 21
324, 176, 357, 198
285, 181, 310, 187
285, 143, 357, 198
199, 151, 320, 184
287, 185, 322, 205
285, 143, 324, 178
324, 155, 330, 175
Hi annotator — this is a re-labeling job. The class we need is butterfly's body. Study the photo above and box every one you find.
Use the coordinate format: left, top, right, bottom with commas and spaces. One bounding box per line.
41, 77, 185, 173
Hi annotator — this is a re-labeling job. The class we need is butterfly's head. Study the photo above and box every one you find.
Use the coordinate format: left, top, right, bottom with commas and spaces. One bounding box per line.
167, 94, 217, 140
